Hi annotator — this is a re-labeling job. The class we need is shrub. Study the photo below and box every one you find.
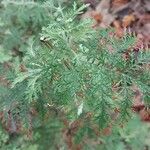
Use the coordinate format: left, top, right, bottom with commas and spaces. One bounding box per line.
0, 0, 150, 149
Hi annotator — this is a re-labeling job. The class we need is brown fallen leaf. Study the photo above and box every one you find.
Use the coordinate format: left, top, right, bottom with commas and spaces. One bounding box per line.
112, 0, 129, 7
122, 14, 136, 27
113, 20, 122, 29
113, 20, 124, 37
111, 0, 130, 15
139, 108, 150, 122
91, 11, 103, 23
96, 0, 116, 27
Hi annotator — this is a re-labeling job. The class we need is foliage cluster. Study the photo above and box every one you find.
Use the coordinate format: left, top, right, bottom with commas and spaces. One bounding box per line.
0, 0, 149, 150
